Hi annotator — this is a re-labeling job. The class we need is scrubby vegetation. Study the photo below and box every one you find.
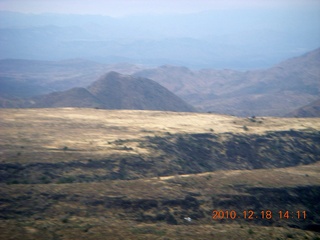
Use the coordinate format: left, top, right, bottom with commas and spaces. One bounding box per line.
0, 109, 320, 239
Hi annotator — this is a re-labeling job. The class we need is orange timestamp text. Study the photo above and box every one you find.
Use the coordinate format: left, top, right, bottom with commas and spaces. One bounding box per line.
212, 210, 307, 220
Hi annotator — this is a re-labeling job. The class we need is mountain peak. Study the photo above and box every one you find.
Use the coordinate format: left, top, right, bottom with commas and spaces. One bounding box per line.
8, 71, 196, 112
102, 71, 123, 79
87, 72, 196, 112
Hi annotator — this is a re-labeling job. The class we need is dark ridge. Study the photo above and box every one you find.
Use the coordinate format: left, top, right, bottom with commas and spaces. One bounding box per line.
1, 71, 196, 112
87, 71, 196, 112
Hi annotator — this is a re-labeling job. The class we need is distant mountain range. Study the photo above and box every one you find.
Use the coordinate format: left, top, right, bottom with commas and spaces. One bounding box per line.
1, 72, 195, 112
0, 48, 319, 116
134, 48, 320, 116
0, 58, 143, 96
1, 11, 319, 69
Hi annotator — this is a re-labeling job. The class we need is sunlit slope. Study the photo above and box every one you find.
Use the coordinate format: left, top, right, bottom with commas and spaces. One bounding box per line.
1, 108, 319, 162
1, 107, 319, 182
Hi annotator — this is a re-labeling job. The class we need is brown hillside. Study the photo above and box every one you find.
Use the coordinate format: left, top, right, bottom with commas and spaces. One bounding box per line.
135, 48, 320, 116
4, 72, 196, 112
26, 87, 104, 108
285, 98, 320, 117
87, 71, 196, 111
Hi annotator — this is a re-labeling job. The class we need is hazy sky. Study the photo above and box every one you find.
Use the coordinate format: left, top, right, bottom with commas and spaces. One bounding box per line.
0, 0, 319, 68
1, 0, 320, 16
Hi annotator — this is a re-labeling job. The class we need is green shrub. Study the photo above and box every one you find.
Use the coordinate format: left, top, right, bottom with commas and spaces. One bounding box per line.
286, 233, 294, 238
131, 226, 166, 236
40, 176, 51, 184
57, 176, 76, 184
61, 216, 69, 223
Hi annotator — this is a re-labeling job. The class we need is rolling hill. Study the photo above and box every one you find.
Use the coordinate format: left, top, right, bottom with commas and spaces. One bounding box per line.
0, 48, 319, 116
20, 71, 196, 112
285, 98, 320, 117
0, 58, 144, 98
24, 87, 104, 108
134, 48, 320, 116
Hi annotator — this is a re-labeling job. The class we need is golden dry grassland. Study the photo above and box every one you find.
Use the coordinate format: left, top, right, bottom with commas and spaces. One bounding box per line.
0, 108, 320, 240
1, 108, 319, 163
